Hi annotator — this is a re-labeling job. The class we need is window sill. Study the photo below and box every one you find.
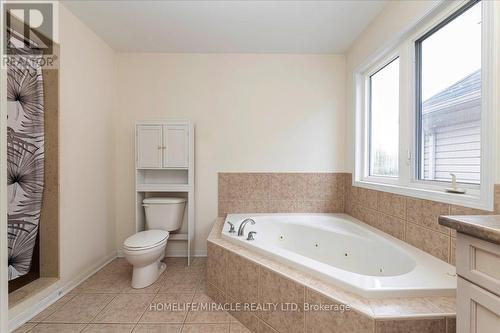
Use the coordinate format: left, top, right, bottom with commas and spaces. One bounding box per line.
353, 179, 493, 211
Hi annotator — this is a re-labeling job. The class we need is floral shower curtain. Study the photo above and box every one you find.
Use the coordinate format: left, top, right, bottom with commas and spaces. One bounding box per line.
6, 52, 45, 280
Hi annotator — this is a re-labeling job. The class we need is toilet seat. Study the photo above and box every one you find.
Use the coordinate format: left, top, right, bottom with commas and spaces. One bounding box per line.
124, 230, 169, 251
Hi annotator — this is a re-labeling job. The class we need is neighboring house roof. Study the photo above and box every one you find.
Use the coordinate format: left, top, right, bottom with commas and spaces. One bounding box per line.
422, 69, 481, 129
423, 69, 481, 114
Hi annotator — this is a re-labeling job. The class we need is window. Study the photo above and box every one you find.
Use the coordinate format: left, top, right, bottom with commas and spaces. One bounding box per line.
354, 0, 496, 211
416, 1, 482, 184
369, 58, 400, 177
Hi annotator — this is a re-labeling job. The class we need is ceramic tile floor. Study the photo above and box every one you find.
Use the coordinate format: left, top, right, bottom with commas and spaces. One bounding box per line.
15, 258, 250, 333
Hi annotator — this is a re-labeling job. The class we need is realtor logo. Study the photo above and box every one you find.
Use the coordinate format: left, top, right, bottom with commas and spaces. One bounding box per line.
3, 3, 53, 55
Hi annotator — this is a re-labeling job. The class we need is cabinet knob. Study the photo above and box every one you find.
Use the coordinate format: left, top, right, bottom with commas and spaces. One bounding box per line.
162, 146, 166, 150
158, 146, 162, 150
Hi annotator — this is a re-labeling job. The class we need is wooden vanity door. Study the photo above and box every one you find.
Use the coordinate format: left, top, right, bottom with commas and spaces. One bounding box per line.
137, 125, 163, 168
457, 277, 500, 333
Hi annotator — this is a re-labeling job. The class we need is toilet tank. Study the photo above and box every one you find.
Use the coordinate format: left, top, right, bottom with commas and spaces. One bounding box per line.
143, 197, 186, 231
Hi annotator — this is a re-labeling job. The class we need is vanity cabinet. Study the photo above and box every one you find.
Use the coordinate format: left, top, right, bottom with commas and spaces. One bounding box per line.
457, 277, 500, 333
456, 233, 500, 332
137, 124, 189, 169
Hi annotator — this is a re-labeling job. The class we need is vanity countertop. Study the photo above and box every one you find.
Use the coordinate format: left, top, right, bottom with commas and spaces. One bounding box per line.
439, 215, 500, 245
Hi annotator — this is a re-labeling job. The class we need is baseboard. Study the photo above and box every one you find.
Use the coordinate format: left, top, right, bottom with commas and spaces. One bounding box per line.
9, 251, 117, 332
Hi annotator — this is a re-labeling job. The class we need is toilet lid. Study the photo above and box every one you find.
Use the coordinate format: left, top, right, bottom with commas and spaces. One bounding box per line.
124, 230, 169, 250
143, 197, 186, 204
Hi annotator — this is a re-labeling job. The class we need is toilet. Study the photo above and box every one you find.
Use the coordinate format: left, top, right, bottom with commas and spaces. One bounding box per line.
123, 197, 186, 288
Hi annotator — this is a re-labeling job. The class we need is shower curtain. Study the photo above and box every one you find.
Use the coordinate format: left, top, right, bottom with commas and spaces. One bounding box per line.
6, 52, 45, 280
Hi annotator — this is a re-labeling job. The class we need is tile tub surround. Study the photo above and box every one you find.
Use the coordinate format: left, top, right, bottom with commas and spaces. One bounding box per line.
207, 218, 457, 333
345, 175, 500, 265
218, 173, 347, 217
17, 257, 250, 333
217, 172, 500, 264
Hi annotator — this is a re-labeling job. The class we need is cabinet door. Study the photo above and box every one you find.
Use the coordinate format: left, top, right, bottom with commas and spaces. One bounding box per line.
457, 277, 500, 333
137, 125, 163, 168
163, 124, 189, 168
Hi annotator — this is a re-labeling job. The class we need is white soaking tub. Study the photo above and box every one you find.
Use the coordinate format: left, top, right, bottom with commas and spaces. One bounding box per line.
222, 213, 456, 298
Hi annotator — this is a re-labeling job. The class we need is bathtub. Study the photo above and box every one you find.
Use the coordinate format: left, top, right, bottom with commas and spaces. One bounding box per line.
222, 213, 456, 298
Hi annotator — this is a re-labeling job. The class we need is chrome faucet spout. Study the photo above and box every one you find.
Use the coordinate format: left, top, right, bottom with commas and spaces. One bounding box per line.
237, 218, 255, 236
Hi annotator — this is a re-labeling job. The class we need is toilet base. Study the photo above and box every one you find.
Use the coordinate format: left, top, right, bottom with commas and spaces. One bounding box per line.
131, 260, 166, 289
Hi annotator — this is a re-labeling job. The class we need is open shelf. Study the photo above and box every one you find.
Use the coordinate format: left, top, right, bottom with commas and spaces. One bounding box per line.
169, 233, 188, 241
137, 184, 190, 192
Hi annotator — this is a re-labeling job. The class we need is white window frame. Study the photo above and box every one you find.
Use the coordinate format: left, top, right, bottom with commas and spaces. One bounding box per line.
354, 0, 498, 211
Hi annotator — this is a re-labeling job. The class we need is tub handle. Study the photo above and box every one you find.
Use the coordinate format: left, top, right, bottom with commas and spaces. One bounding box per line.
247, 231, 257, 241
227, 221, 236, 233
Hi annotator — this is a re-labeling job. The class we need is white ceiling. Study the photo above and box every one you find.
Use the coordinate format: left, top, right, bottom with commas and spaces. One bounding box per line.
63, 1, 387, 53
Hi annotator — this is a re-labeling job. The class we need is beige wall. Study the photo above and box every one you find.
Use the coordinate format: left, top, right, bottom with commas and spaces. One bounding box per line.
58, 5, 116, 284
114, 53, 347, 255
8, 5, 118, 323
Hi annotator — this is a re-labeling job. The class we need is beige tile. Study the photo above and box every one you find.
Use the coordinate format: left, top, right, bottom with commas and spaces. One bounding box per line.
206, 283, 226, 304
218, 200, 271, 215
12, 323, 37, 333
406, 198, 450, 235
405, 223, 450, 262
449, 238, 456, 265
93, 293, 155, 324
356, 206, 378, 227
494, 184, 500, 214
185, 294, 234, 324
377, 192, 406, 219
446, 317, 456, 333
375, 318, 446, 333
218, 173, 271, 201
163, 257, 189, 268
349, 186, 360, 205
163, 265, 204, 279
295, 200, 342, 213
227, 296, 259, 332
140, 294, 194, 323
305, 289, 374, 333
229, 322, 253, 333
375, 213, 405, 240
99, 259, 131, 275
43, 294, 115, 323
257, 320, 278, 333
267, 200, 298, 213
191, 257, 207, 266
29, 323, 87, 332
428, 297, 456, 314
181, 323, 229, 333
30, 294, 77, 322
258, 267, 305, 333
133, 324, 182, 333
226, 252, 259, 303
159, 272, 199, 294
73, 271, 131, 294
195, 276, 207, 294
358, 188, 378, 210
369, 297, 442, 317
304, 173, 342, 201
82, 324, 135, 332
269, 173, 308, 200
207, 242, 227, 293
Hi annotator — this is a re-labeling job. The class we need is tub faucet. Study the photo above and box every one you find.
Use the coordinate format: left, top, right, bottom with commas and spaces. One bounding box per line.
226, 221, 236, 233
237, 218, 255, 236
247, 231, 257, 241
